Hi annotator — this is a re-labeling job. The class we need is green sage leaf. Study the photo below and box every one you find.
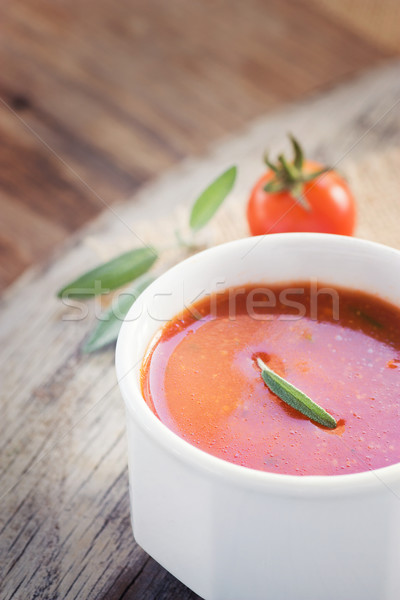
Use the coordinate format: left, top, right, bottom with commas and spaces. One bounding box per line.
57, 247, 158, 299
257, 358, 337, 429
189, 166, 237, 231
83, 275, 155, 353
352, 308, 383, 329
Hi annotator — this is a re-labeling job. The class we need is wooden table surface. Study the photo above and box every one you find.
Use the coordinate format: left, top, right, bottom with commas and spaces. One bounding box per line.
1, 1, 399, 598
1, 60, 400, 599
0, 0, 393, 291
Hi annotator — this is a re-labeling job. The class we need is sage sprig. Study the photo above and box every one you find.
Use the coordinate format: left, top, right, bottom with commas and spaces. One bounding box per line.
57, 247, 158, 299
257, 358, 337, 429
57, 166, 237, 352
189, 166, 237, 231
352, 308, 383, 330
83, 275, 155, 353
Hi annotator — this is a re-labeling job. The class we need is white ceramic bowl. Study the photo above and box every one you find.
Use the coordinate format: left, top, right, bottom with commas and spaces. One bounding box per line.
116, 233, 400, 600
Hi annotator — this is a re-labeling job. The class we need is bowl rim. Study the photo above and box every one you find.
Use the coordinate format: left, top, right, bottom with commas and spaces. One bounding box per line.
116, 233, 400, 496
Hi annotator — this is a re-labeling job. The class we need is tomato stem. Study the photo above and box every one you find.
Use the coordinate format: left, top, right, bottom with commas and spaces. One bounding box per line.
262, 135, 331, 211
290, 134, 304, 170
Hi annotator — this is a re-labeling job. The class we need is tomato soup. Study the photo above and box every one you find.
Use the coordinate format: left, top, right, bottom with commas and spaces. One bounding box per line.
141, 284, 400, 476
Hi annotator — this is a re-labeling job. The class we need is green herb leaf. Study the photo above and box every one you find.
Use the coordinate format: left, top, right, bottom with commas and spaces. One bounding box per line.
189, 166, 237, 231
57, 247, 158, 299
352, 308, 383, 329
83, 275, 155, 353
257, 358, 337, 429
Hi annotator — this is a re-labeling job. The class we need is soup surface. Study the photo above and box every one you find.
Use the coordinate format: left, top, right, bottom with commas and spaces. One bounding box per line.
141, 283, 400, 475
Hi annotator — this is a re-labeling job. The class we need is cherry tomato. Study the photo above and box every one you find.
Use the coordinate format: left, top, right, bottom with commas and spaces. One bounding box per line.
247, 158, 356, 236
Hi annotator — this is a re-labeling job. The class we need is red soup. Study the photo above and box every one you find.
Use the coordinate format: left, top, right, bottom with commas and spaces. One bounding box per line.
141, 283, 400, 476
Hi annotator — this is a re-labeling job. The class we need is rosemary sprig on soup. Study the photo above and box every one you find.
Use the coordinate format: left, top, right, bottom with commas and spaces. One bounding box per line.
141, 283, 400, 476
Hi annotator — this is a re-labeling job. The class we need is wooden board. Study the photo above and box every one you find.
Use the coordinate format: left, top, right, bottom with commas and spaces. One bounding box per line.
1, 61, 400, 600
0, 0, 391, 290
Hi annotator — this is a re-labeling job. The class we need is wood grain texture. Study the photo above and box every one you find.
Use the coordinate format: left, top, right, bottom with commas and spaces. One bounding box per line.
0, 0, 392, 290
312, 0, 400, 52
1, 61, 400, 600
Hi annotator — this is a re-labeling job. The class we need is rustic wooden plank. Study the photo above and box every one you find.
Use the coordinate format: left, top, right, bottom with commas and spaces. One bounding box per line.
311, 0, 400, 53
1, 62, 400, 599
0, 0, 391, 290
